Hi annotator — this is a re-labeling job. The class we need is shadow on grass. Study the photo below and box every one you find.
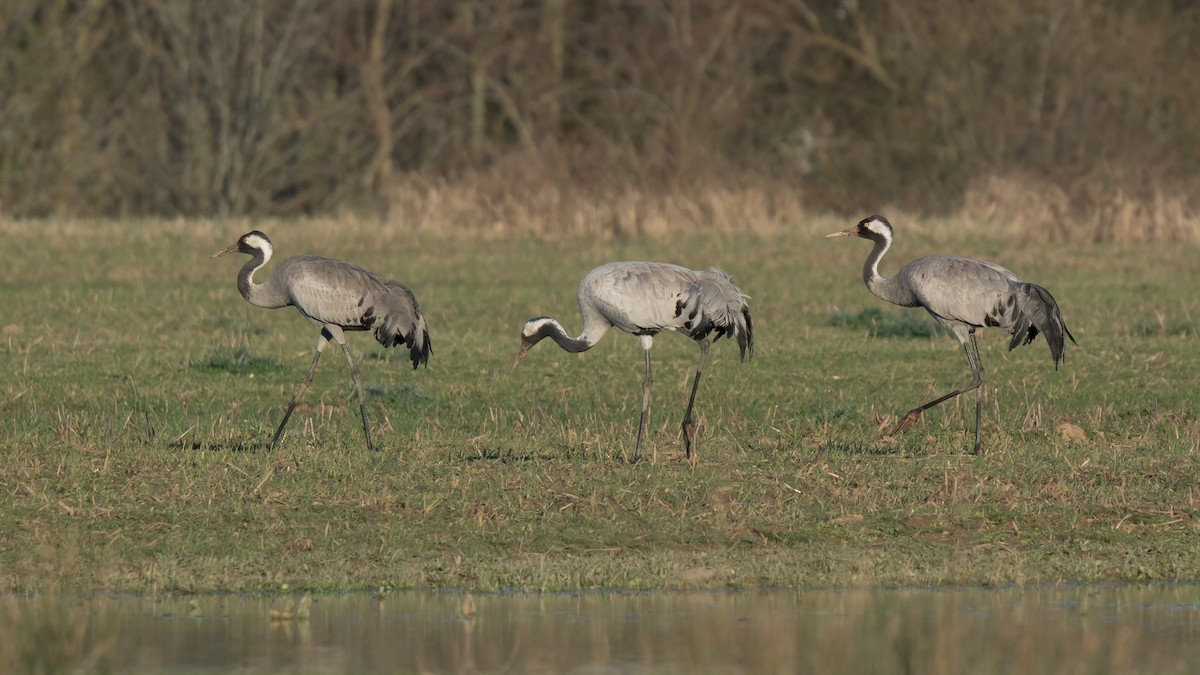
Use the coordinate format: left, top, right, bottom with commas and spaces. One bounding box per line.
828, 307, 949, 338
817, 440, 901, 456
464, 447, 545, 463
169, 437, 272, 452
364, 381, 429, 403
192, 345, 283, 375
1129, 318, 1199, 337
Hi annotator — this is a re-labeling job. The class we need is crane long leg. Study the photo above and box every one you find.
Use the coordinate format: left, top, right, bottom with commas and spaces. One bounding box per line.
968, 332, 984, 453
681, 340, 711, 460
332, 331, 374, 452
633, 345, 652, 463
271, 333, 329, 449
890, 329, 985, 453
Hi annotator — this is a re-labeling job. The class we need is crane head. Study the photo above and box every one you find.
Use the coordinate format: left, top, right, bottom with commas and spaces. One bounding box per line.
511, 317, 555, 372
825, 215, 893, 241
212, 230, 273, 259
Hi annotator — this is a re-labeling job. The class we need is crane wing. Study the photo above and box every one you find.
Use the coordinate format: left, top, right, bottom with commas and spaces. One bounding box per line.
579, 262, 752, 359
902, 255, 1021, 327
582, 262, 699, 334
277, 256, 432, 367
276, 256, 390, 328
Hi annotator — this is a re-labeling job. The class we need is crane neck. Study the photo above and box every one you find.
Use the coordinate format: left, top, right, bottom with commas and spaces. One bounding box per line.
535, 318, 597, 353
237, 247, 290, 309
862, 234, 917, 307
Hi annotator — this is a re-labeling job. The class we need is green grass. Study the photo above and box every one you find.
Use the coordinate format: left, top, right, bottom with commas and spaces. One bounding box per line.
828, 306, 951, 338
0, 216, 1198, 593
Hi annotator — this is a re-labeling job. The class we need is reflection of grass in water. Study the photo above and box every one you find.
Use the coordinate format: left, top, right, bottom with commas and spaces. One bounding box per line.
796, 586, 1194, 675
269, 593, 312, 622
0, 594, 118, 674
4, 588, 1191, 674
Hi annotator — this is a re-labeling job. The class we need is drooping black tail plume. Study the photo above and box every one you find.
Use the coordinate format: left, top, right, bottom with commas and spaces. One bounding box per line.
1008, 283, 1076, 368
736, 306, 754, 362
694, 268, 754, 362
375, 281, 432, 369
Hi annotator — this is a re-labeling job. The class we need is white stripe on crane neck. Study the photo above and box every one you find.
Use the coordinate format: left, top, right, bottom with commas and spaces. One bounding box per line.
244, 234, 273, 260
523, 317, 561, 338
863, 218, 891, 239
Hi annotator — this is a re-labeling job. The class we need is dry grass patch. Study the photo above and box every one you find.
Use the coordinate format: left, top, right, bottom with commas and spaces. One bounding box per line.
0, 217, 1198, 594
964, 172, 1200, 243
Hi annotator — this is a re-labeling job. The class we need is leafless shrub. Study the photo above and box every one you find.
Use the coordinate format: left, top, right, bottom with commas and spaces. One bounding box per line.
1, 0, 1198, 240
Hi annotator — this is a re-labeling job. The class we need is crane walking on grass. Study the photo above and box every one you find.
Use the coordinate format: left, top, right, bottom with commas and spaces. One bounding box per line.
512, 261, 753, 462
826, 215, 1075, 453
212, 231, 431, 451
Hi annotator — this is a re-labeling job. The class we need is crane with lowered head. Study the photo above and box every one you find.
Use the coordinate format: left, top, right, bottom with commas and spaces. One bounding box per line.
512, 261, 753, 463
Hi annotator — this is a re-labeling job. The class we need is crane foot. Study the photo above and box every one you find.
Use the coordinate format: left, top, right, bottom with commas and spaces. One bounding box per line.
888, 410, 922, 437
682, 418, 701, 459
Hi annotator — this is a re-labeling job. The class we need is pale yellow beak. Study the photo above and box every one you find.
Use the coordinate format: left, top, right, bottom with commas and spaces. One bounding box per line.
511, 342, 533, 373
210, 242, 240, 258
824, 228, 854, 238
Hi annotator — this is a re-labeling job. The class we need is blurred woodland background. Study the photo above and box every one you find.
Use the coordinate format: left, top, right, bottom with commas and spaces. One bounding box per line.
2, 0, 1198, 239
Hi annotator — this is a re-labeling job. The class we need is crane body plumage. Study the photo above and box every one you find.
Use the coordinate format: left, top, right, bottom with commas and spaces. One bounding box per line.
213, 231, 430, 450
873, 254, 1072, 367
828, 215, 1074, 452
246, 255, 431, 365
513, 261, 753, 462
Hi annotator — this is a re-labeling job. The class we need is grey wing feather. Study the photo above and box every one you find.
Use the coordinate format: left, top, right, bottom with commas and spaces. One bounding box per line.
584, 262, 697, 333
691, 267, 754, 360
903, 255, 1020, 326
581, 261, 753, 360
278, 256, 431, 368
1007, 283, 1075, 368
903, 255, 1074, 367
276, 256, 380, 327
376, 280, 432, 368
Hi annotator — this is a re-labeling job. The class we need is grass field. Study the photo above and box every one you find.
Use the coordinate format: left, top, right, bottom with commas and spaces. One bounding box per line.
1, 215, 1197, 593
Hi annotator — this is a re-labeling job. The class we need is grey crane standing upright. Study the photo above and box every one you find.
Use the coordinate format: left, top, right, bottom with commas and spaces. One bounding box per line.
212, 230, 431, 451
827, 215, 1075, 452
511, 261, 753, 462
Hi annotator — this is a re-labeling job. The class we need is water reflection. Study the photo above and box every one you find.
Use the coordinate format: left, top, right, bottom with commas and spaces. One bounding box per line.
4, 584, 1200, 673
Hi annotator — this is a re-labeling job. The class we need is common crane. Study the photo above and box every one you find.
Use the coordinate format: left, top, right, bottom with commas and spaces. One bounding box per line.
212, 231, 431, 451
512, 261, 753, 462
827, 215, 1075, 452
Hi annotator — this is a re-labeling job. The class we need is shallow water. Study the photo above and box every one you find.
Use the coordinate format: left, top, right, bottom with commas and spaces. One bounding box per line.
5, 583, 1200, 673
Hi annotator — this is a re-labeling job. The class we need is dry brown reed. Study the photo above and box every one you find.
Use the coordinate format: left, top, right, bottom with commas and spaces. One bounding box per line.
380, 167, 810, 240
963, 172, 1200, 244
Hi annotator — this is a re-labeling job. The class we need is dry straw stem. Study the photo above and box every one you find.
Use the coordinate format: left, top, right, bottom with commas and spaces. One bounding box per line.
963, 173, 1200, 244
3, 168, 1198, 244
382, 172, 810, 240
